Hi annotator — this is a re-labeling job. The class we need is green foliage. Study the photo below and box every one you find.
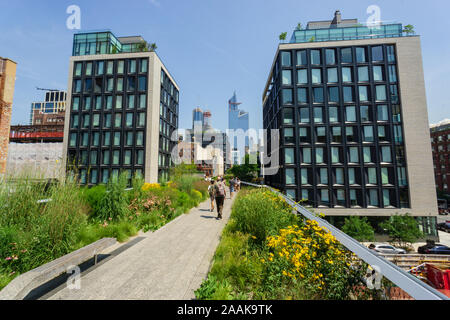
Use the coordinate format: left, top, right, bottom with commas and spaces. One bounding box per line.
81, 185, 106, 215
279, 32, 287, 41
403, 24, 415, 34
296, 23, 303, 30
96, 172, 130, 221
229, 189, 297, 246
341, 216, 375, 242
227, 155, 259, 182
380, 214, 424, 247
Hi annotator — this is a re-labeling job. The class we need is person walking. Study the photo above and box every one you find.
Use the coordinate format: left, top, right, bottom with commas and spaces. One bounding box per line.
214, 177, 227, 220
236, 178, 241, 191
208, 180, 216, 212
229, 177, 236, 198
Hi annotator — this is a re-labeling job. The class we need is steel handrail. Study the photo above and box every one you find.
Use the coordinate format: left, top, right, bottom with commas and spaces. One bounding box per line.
241, 181, 449, 300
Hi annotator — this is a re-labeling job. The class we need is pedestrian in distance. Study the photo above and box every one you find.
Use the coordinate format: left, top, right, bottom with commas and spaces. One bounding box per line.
214, 177, 227, 220
229, 177, 236, 199
208, 180, 216, 212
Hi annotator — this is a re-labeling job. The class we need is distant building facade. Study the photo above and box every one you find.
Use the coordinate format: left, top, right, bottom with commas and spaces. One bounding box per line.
30, 90, 67, 126
431, 119, 450, 196
228, 92, 249, 165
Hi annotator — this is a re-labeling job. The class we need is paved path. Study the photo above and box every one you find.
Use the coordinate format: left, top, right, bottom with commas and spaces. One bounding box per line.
48, 191, 235, 300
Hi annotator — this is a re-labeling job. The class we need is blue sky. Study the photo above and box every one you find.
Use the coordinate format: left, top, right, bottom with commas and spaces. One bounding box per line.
1, 0, 449, 130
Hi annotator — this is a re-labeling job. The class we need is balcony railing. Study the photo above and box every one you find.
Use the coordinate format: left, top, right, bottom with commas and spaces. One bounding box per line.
241, 181, 449, 300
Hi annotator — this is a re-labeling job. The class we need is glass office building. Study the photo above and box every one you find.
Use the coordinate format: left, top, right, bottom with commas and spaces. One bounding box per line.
262, 12, 437, 227
228, 92, 249, 164
64, 31, 179, 185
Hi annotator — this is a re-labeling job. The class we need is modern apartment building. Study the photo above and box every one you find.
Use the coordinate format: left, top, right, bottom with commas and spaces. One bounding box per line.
0, 57, 17, 175
228, 92, 249, 165
63, 31, 179, 185
430, 119, 450, 196
262, 12, 437, 225
30, 90, 67, 126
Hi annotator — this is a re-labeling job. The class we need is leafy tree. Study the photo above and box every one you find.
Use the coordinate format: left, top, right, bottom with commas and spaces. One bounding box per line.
380, 214, 423, 248
296, 23, 303, 31
279, 32, 288, 42
137, 41, 158, 52
149, 43, 158, 52
227, 154, 259, 182
341, 216, 375, 242
309, 36, 316, 42
170, 163, 201, 181
403, 24, 415, 35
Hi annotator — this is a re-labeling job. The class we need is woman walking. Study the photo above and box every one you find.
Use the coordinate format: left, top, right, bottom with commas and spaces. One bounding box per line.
208, 180, 216, 212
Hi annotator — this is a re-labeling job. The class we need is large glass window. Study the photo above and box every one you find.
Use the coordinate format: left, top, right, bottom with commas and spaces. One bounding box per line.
336, 168, 344, 185
106, 61, 114, 74
72, 97, 80, 111
312, 69, 322, 84
349, 147, 359, 163
117, 60, 124, 74
297, 50, 307, 65
381, 168, 389, 185
313, 87, 324, 103
368, 168, 377, 184
285, 168, 296, 185
326, 49, 336, 65
114, 132, 121, 146
297, 88, 308, 103
343, 87, 354, 102
299, 108, 310, 123
377, 105, 389, 121
373, 65, 384, 81
359, 86, 369, 102
69, 133, 77, 147
283, 108, 294, 124
341, 48, 353, 63
301, 169, 309, 185
299, 127, 310, 143
282, 70, 292, 85
372, 46, 384, 61
316, 127, 326, 143
381, 146, 392, 163
363, 147, 372, 163
285, 148, 295, 164
319, 168, 328, 184
136, 132, 144, 146
320, 189, 330, 206
140, 59, 148, 73
363, 126, 374, 142
342, 67, 352, 82
284, 128, 294, 144
328, 87, 339, 103
128, 60, 137, 73
327, 68, 338, 83
376, 85, 387, 101
356, 47, 367, 63
281, 51, 292, 66
313, 107, 323, 123
282, 89, 293, 105
311, 50, 321, 65
388, 65, 397, 82
360, 105, 371, 122
302, 148, 312, 164
348, 168, 356, 185
329, 107, 339, 123
332, 127, 342, 143
126, 113, 133, 127
358, 66, 369, 82
85, 62, 92, 76
75, 62, 82, 76
297, 69, 308, 84
369, 189, 379, 206
106, 78, 114, 92
331, 147, 340, 163
316, 148, 324, 164
345, 106, 356, 122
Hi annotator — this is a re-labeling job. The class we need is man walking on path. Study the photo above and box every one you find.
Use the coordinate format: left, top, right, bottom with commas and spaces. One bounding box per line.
214, 177, 227, 220
229, 177, 236, 198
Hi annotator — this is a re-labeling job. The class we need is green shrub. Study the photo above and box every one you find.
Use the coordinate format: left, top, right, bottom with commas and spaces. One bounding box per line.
81, 185, 106, 215
95, 172, 130, 221
341, 216, 375, 242
229, 189, 298, 246
380, 214, 424, 248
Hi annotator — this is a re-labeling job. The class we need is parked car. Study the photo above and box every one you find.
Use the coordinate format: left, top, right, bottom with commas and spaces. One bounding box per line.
368, 243, 406, 254
418, 243, 450, 255
437, 222, 450, 233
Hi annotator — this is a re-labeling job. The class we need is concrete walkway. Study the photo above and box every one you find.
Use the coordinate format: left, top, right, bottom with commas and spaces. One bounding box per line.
48, 191, 235, 300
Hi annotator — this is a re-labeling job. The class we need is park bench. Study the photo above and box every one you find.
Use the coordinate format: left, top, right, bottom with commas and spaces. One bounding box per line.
0, 237, 117, 300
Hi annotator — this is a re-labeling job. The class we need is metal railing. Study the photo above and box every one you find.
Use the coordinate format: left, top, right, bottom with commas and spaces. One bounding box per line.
241, 182, 449, 300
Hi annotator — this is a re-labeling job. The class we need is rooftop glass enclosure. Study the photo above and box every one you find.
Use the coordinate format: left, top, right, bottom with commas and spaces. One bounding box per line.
73, 32, 146, 56
290, 24, 404, 43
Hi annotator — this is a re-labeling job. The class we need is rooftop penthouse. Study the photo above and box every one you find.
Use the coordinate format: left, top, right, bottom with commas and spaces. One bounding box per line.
290, 11, 406, 44
72, 31, 152, 56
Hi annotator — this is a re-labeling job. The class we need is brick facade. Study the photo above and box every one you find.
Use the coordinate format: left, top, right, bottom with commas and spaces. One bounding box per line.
431, 120, 450, 196
0, 58, 17, 175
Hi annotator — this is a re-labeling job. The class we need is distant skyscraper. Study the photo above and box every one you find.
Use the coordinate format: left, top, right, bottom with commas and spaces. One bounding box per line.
228, 92, 249, 164
203, 110, 212, 129
192, 107, 204, 129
